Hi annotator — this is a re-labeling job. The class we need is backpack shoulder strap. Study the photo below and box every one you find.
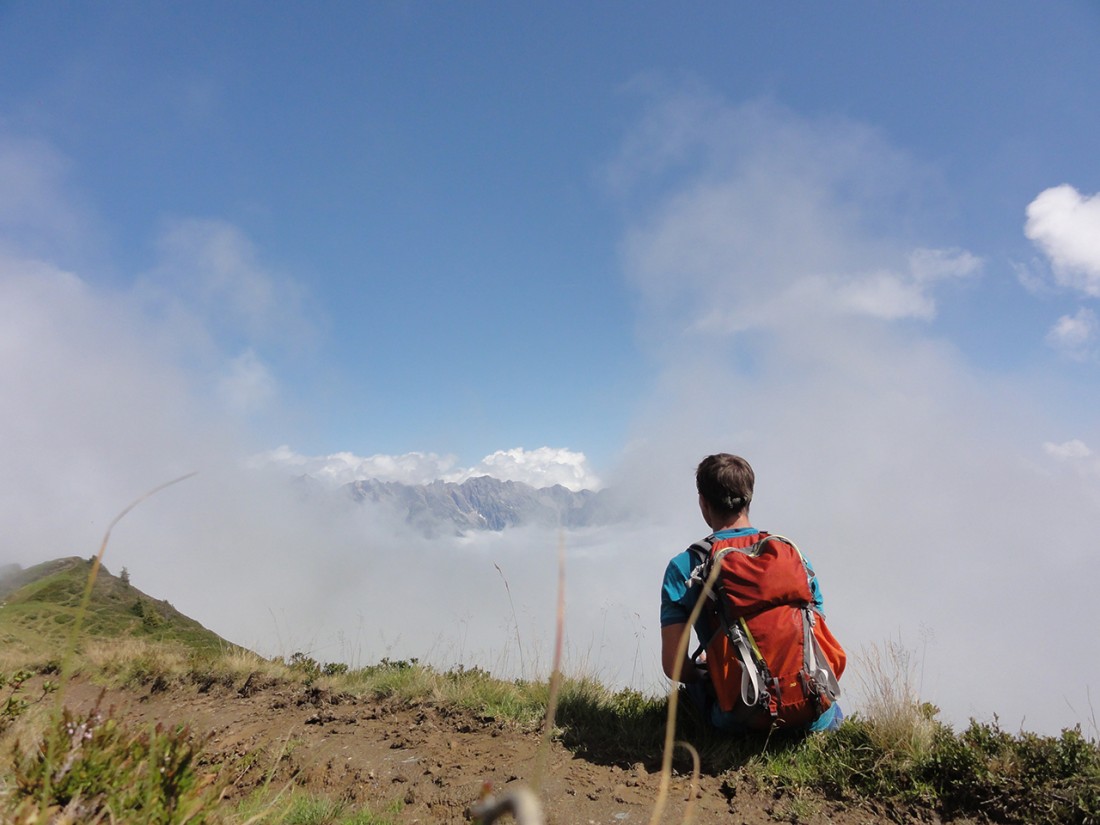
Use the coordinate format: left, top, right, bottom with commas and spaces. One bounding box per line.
687, 535, 713, 561
710, 530, 782, 564
711, 531, 798, 559
683, 535, 715, 589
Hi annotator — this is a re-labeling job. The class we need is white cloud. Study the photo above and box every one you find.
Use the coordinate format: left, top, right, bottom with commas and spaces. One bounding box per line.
1043, 439, 1092, 461
218, 349, 277, 415
142, 217, 313, 345
0, 140, 315, 595
456, 447, 601, 491
617, 100, 979, 338
0, 136, 96, 262
257, 447, 460, 486
833, 270, 936, 321
258, 445, 601, 491
1013, 258, 1053, 295
1025, 185, 1100, 296
66, 469, 670, 693
803, 249, 981, 323
0, 254, 234, 556
1041, 439, 1100, 479
1045, 307, 1098, 360
908, 247, 983, 283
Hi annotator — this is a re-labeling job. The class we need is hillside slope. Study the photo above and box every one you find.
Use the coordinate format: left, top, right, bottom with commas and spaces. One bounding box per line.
0, 556, 236, 655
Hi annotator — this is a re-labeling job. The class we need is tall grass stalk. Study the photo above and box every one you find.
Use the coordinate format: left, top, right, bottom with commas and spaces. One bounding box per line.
493, 562, 527, 680
531, 536, 566, 795
26, 473, 200, 820
58, 472, 198, 691
856, 638, 937, 760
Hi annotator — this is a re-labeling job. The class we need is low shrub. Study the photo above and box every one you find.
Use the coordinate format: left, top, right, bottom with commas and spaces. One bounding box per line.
7, 694, 223, 824
749, 710, 1100, 825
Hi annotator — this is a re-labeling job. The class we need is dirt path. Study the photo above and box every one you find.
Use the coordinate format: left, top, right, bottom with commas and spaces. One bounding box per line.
55, 677, 907, 824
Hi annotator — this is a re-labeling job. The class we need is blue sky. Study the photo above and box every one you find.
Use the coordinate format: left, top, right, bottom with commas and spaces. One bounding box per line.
4, 1, 1098, 471
3, 2, 1100, 734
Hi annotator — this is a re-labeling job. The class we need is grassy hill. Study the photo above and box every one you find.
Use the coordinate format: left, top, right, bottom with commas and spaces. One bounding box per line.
0, 556, 236, 657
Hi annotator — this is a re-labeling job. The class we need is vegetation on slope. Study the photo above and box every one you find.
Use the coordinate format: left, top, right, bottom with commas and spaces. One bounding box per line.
1, 559, 1099, 824
0, 557, 236, 658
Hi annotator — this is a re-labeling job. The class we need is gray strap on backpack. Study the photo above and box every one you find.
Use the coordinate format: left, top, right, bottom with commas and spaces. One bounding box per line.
683, 537, 714, 591
727, 620, 764, 707
802, 609, 842, 702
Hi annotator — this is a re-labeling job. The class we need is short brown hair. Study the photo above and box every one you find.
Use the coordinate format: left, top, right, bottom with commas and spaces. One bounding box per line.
696, 453, 754, 516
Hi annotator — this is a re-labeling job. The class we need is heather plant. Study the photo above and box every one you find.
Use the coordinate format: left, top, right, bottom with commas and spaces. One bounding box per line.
745, 712, 1100, 825
8, 695, 222, 824
1, 670, 34, 734
1, 668, 58, 736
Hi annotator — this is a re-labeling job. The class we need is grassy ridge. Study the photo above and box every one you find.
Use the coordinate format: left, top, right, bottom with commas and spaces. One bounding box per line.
0, 557, 236, 657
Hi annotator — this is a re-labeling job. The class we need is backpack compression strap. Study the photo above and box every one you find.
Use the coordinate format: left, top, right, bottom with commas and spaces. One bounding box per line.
802, 609, 842, 705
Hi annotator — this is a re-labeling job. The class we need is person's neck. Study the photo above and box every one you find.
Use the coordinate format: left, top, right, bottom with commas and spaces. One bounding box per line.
709, 513, 752, 532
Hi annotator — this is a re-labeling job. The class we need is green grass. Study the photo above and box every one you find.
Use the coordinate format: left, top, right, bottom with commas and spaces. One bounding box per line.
0, 558, 235, 658
744, 713, 1100, 824
234, 790, 403, 825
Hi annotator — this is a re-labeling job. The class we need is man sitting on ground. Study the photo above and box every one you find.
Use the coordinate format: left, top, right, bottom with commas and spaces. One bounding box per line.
660, 453, 843, 733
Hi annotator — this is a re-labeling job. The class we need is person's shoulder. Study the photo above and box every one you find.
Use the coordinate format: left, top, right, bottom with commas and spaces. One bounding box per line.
664, 547, 693, 573
665, 536, 711, 572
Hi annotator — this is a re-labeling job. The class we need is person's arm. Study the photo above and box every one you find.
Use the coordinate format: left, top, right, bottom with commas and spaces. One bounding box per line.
661, 622, 703, 683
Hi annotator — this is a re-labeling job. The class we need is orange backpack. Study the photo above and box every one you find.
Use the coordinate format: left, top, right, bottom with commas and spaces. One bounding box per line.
688, 532, 846, 731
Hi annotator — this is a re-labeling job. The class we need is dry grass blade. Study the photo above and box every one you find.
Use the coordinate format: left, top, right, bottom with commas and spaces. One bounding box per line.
648, 556, 722, 825
58, 472, 198, 690
531, 534, 566, 796
494, 562, 527, 679
677, 740, 701, 825
856, 639, 936, 759
473, 535, 562, 823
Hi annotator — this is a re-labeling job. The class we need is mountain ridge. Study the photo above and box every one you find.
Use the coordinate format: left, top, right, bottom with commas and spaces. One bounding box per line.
340, 474, 616, 535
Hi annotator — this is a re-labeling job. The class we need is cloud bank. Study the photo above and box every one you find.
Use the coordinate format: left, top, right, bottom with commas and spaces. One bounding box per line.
257, 445, 602, 491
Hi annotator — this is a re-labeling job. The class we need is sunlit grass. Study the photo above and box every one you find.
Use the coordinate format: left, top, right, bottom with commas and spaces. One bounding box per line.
234, 789, 403, 825
854, 638, 939, 761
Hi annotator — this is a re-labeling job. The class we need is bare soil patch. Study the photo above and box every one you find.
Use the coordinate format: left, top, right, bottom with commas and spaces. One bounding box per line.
54, 677, 931, 824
